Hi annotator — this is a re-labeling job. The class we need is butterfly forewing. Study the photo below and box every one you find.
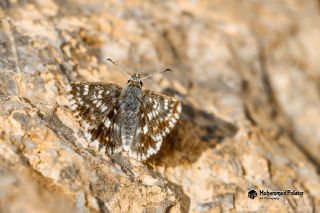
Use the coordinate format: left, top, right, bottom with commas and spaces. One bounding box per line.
128, 90, 182, 160
67, 83, 123, 154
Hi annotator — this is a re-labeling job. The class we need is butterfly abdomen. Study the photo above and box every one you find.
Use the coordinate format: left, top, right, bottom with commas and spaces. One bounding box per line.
119, 86, 142, 150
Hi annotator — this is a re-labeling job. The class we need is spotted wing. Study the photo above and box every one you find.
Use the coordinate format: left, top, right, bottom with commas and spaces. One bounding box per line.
66, 82, 123, 154
128, 90, 182, 161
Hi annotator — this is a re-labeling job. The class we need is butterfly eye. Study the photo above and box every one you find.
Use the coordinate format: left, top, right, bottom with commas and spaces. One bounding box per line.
140, 81, 143, 86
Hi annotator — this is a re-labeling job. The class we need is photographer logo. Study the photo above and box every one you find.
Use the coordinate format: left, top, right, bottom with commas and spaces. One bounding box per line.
248, 190, 258, 199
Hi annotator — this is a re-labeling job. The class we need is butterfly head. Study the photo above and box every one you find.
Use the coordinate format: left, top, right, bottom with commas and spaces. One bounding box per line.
106, 59, 172, 88
127, 73, 143, 88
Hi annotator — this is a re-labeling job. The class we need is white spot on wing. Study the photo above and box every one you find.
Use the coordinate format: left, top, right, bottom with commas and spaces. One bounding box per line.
84, 131, 92, 141
96, 100, 102, 108
91, 140, 100, 150
152, 110, 157, 118
155, 140, 161, 150
164, 99, 169, 110
169, 121, 174, 128
69, 100, 76, 105
83, 85, 89, 95
143, 125, 148, 134
154, 134, 163, 142
101, 105, 108, 112
153, 102, 157, 109
104, 118, 111, 128
82, 121, 90, 129
147, 148, 156, 155
177, 102, 182, 112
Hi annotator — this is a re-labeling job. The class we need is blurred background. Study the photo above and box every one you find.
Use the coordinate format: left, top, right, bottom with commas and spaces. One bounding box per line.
0, 0, 319, 212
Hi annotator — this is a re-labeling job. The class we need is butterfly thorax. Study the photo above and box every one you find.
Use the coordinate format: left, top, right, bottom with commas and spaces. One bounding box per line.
119, 85, 142, 151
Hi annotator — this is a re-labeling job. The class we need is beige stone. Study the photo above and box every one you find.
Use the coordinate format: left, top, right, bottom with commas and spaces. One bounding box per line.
0, 0, 319, 212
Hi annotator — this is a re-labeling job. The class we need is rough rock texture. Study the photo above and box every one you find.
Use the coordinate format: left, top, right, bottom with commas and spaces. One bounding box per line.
0, 0, 320, 212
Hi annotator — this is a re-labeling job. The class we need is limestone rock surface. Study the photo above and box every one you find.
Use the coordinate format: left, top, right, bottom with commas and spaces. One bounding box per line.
0, 0, 319, 212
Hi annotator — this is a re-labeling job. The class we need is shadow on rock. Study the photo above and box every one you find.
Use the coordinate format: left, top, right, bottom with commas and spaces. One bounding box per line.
165, 180, 191, 213
147, 88, 238, 167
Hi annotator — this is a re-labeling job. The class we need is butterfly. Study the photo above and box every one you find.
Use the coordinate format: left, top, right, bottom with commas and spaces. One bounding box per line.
66, 68, 181, 161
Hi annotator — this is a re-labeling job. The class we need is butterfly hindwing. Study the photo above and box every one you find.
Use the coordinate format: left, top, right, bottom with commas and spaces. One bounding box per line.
66, 83, 123, 154
88, 107, 122, 154
128, 90, 182, 160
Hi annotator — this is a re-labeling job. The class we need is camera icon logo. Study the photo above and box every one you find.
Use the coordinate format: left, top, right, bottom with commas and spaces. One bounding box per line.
248, 190, 258, 199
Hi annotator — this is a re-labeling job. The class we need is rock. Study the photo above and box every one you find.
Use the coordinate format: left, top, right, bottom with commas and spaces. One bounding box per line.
0, 0, 319, 212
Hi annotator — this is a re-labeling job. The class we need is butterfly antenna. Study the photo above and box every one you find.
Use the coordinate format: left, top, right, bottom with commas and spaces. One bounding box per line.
105, 58, 131, 77
140, 68, 172, 80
